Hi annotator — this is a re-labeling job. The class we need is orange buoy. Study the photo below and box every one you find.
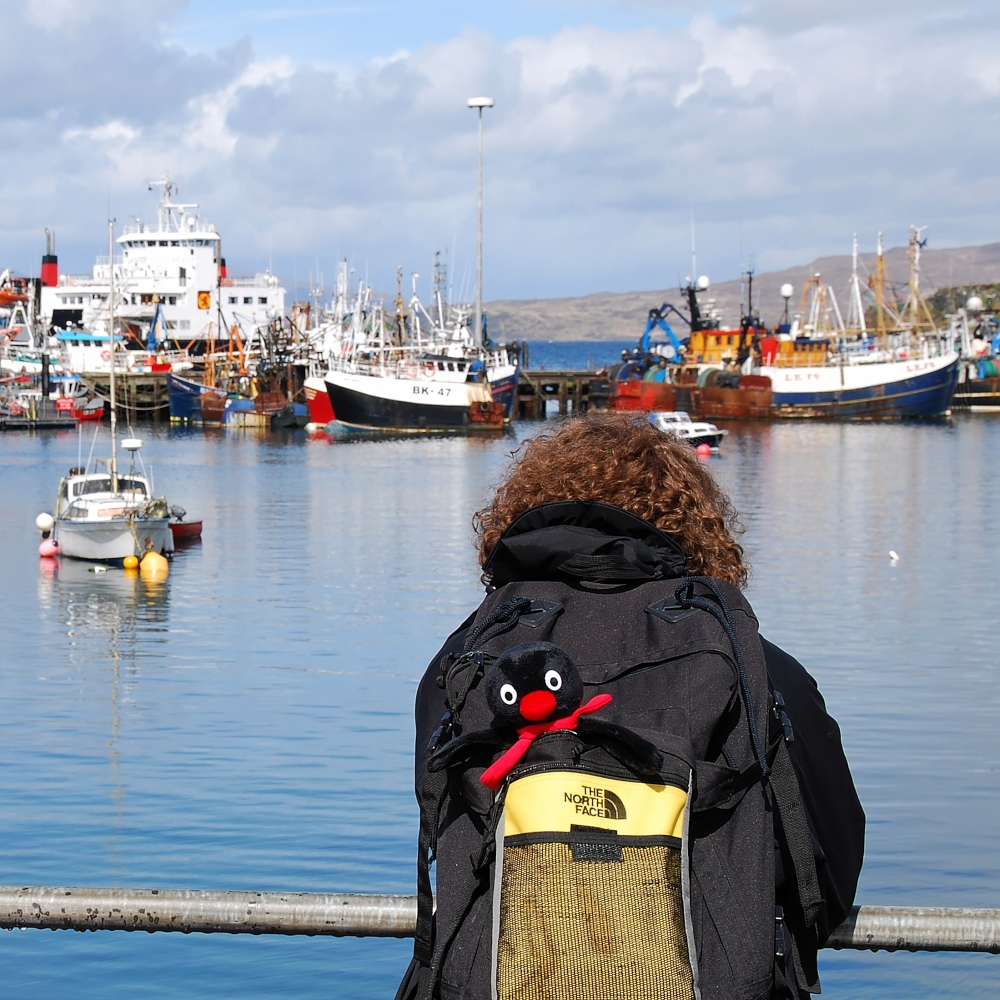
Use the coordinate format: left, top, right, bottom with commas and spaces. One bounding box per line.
140, 550, 169, 580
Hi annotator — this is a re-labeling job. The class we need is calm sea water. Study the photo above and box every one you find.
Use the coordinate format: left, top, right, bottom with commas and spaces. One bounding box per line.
1, 372, 998, 996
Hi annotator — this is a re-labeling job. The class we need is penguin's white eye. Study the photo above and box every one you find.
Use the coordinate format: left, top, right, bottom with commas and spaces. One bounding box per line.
544, 670, 562, 691
500, 683, 518, 705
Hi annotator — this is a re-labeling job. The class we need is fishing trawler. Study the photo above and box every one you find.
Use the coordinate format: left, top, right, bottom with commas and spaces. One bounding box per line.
611, 279, 773, 420
756, 231, 959, 418
312, 259, 512, 432
323, 310, 505, 432
39, 178, 285, 347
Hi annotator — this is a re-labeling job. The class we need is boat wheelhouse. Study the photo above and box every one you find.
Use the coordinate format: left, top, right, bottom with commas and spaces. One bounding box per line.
39, 178, 285, 347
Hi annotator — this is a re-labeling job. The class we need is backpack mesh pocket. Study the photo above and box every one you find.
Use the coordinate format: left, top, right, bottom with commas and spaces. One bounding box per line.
494, 770, 695, 1000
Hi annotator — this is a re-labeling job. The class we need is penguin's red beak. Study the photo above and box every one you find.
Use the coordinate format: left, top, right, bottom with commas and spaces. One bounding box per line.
519, 690, 557, 722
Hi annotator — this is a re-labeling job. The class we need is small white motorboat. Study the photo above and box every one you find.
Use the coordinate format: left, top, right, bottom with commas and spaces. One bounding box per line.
36, 221, 173, 564
648, 411, 728, 449
44, 438, 173, 562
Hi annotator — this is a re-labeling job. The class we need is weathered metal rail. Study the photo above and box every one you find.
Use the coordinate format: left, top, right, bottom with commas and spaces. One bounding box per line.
1, 887, 998, 953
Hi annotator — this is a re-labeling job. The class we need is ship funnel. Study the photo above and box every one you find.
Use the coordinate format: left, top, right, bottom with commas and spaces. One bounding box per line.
41, 228, 58, 287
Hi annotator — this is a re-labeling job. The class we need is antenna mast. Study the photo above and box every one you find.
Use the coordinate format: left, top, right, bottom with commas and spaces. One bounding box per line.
848, 233, 868, 335
108, 219, 118, 492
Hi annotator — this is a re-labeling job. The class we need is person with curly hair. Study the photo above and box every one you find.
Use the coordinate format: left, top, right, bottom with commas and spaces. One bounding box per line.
401, 412, 863, 1000
474, 412, 747, 587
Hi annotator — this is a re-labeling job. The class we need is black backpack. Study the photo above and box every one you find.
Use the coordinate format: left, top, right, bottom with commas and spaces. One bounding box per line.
397, 576, 824, 1000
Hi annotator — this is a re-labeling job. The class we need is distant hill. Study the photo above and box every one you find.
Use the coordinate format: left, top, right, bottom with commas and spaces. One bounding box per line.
484, 242, 1000, 341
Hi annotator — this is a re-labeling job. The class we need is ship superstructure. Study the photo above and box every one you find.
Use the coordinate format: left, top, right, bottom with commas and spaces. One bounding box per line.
39, 178, 285, 345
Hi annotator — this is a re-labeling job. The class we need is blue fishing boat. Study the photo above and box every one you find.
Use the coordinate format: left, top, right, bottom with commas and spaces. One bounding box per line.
757, 229, 959, 418
167, 371, 218, 421
760, 350, 959, 418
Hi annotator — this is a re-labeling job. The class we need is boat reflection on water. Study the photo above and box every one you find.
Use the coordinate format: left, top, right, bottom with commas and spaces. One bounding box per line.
37, 555, 171, 637
307, 422, 514, 445
35, 557, 173, 862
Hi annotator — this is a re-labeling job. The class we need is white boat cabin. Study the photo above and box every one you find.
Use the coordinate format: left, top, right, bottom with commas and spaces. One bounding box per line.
55, 468, 154, 520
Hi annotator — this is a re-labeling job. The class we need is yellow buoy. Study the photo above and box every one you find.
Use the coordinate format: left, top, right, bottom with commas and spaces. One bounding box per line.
140, 550, 169, 581
123, 555, 139, 569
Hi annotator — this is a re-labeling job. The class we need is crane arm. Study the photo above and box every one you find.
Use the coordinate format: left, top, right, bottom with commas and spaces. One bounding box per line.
639, 306, 687, 357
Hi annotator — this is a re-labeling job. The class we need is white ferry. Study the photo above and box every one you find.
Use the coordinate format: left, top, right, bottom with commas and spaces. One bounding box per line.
39, 178, 285, 346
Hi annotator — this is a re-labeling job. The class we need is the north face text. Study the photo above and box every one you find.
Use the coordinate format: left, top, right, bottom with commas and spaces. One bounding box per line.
564, 785, 627, 820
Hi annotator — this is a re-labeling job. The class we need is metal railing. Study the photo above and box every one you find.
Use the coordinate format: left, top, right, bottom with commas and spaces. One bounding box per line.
1, 886, 997, 953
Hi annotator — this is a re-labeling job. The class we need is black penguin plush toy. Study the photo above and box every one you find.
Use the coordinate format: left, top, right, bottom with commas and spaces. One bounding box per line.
428, 641, 661, 791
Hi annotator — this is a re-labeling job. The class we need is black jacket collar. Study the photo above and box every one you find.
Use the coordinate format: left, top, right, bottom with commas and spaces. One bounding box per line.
483, 500, 688, 588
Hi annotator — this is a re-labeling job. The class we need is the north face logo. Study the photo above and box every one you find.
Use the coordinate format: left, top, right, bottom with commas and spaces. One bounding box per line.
563, 785, 627, 820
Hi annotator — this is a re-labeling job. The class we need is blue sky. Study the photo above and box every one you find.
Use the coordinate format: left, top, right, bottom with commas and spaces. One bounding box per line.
168, 1, 702, 65
4, 0, 999, 305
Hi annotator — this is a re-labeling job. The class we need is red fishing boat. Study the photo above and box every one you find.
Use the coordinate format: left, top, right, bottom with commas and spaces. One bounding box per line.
611, 283, 772, 420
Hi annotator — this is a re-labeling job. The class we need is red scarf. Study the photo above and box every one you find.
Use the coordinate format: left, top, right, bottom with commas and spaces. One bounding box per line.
480, 693, 612, 791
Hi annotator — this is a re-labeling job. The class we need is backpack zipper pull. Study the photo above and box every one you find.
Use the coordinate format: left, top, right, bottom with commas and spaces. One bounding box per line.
772, 689, 795, 743
427, 709, 454, 753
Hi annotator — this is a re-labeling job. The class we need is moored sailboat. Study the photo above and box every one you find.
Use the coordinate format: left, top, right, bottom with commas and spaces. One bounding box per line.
38, 223, 172, 563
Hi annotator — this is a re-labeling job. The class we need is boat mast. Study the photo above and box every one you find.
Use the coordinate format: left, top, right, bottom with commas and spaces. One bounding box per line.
908, 226, 922, 331
108, 219, 118, 492
906, 225, 937, 334
874, 232, 886, 345
848, 233, 868, 336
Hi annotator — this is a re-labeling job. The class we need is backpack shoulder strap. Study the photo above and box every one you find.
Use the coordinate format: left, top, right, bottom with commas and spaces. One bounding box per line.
768, 690, 825, 996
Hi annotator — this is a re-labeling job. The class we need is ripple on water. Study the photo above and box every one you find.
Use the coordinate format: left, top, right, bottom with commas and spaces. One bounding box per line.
1, 417, 999, 997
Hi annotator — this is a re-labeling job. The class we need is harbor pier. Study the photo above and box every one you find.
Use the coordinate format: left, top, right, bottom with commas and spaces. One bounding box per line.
81, 371, 172, 417
515, 369, 610, 418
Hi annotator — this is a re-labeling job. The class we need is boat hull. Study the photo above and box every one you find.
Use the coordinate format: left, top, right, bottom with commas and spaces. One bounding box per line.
169, 519, 203, 541
54, 518, 172, 562
324, 370, 504, 431
615, 377, 773, 419
304, 376, 335, 424
487, 365, 519, 419
167, 372, 212, 422
953, 360, 1000, 411
760, 352, 959, 418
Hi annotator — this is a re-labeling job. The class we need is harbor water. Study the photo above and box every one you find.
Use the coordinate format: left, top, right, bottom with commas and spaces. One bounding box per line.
1, 382, 999, 996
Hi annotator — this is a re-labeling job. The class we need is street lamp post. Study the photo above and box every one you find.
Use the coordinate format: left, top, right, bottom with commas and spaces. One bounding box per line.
467, 96, 494, 347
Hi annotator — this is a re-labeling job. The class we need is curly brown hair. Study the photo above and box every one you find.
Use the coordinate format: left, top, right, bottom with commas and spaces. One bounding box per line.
474, 412, 748, 587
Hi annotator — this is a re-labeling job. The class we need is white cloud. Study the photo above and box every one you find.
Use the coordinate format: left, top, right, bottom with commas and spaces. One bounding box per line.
182, 58, 295, 156
2, 2, 1000, 301
63, 120, 140, 143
